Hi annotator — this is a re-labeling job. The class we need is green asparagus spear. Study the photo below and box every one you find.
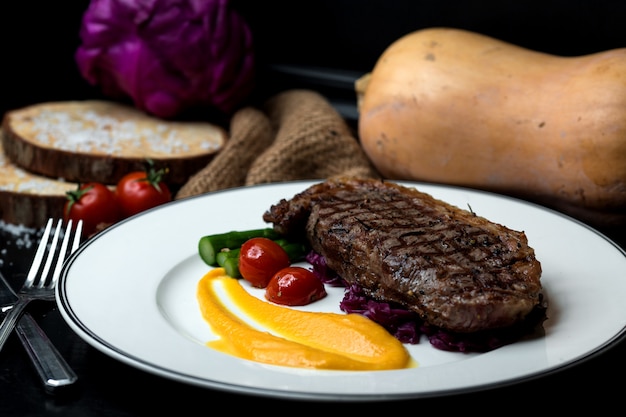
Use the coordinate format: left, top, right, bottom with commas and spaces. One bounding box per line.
198, 228, 281, 266
274, 239, 308, 262
198, 227, 311, 280
206, 234, 309, 278
215, 248, 240, 267
222, 256, 241, 278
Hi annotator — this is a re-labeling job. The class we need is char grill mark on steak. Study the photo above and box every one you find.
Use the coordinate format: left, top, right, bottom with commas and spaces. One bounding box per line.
263, 178, 543, 333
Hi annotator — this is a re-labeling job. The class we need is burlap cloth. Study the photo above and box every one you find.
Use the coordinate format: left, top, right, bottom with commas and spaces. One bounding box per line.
175, 89, 380, 199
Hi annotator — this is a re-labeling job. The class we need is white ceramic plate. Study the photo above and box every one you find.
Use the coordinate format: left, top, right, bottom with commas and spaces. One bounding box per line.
56, 180, 626, 401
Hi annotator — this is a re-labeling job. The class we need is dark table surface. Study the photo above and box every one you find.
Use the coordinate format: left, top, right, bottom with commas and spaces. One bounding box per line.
1, 220, 625, 416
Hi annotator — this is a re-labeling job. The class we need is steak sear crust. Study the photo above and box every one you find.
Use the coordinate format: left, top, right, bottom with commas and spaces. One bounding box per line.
263, 178, 543, 333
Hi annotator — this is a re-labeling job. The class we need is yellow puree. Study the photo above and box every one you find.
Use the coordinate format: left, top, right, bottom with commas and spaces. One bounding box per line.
197, 268, 413, 370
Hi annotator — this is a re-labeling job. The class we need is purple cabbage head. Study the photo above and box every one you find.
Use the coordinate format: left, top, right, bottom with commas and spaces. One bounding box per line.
75, 0, 256, 118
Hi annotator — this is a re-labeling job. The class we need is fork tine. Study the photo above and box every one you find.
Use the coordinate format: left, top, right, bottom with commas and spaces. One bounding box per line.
36, 219, 63, 289
23, 218, 54, 288
50, 220, 72, 287
50, 219, 83, 287
71, 220, 83, 253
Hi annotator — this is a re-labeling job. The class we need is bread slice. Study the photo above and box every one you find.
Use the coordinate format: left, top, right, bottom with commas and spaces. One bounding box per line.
1, 100, 227, 186
0, 139, 78, 228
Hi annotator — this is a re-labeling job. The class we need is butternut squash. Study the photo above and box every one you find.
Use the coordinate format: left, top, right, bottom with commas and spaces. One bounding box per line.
357, 27, 626, 230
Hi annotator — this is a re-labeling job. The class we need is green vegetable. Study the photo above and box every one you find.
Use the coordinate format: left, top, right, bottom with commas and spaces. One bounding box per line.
199, 228, 310, 279
198, 228, 281, 266
211, 238, 309, 278
219, 254, 241, 278
222, 257, 241, 278
214, 248, 241, 277
215, 248, 240, 267
274, 239, 308, 263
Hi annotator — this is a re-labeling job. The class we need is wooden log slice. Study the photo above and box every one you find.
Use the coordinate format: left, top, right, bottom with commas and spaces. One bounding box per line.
1, 100, 227, 186
0, 140, 77, 228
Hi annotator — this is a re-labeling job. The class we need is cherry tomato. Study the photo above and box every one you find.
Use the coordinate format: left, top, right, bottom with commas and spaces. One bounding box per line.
116, 160, 172, 218
239, 237, 290, 288
265, 266, 327, 306
64, 182, 122, 237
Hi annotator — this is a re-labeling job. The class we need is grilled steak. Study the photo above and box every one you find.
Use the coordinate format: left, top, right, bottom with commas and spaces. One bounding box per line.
263, 177, 543, 333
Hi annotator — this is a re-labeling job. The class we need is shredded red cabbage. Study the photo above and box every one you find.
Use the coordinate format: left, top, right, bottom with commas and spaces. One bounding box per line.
306, 250, 547, 353
340, 283, 423, 344
305, 251, 345, 287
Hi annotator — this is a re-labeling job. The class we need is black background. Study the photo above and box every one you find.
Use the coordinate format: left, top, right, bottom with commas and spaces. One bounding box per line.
1, 1, 626, 117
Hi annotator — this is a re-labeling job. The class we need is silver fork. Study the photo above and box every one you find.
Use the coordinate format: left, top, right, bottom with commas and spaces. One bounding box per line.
14, 313, 78, 394
0, 218, 82, 354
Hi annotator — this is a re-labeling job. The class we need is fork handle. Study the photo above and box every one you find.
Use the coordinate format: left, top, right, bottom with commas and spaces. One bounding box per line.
16, 313, 78, 394
0, 300, 28, 351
